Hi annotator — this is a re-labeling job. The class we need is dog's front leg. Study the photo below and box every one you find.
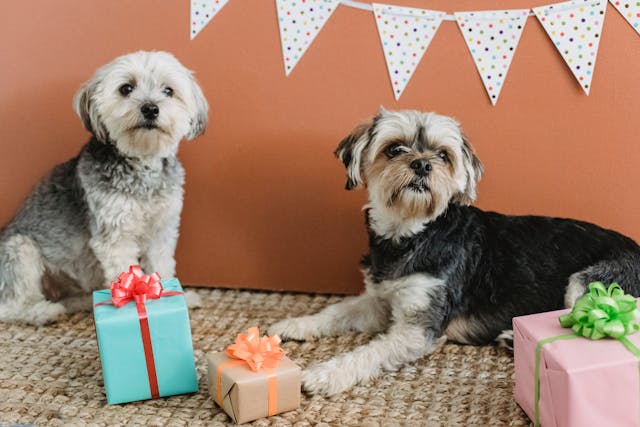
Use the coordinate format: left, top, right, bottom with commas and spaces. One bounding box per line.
138, 203, 201, 308
140, 204, 181, 279
90, 233, 140, 286
269, 293, 390, 340
85, 190, 144, 286
302, 274, 448, 396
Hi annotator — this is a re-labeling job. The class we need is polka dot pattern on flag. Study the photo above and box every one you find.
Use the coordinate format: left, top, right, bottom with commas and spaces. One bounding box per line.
455, 10, 529, 105
533, 0, 608, 94
191, 0, 230, 40
276, 0, 341, 76
609, 0, 640, 36
373, 3, 445, 100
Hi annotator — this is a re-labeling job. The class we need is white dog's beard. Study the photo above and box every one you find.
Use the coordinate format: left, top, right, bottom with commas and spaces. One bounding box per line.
115, 128, 179, 158
117, 128, 179, 158
105, 109, 187, 158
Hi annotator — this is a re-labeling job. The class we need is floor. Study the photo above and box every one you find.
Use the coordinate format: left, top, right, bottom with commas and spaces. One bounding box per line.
0, 287, 532, 426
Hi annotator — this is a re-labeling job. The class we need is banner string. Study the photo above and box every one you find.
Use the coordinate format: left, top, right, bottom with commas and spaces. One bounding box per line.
339, 0, 604, 21
340, 0, 525, 20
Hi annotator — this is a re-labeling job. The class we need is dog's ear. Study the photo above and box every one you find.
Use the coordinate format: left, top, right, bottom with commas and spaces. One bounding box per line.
73, 78, 109, 142
453, 134, 484, 205
185, 73, 209, 140
334, 117, 376, 190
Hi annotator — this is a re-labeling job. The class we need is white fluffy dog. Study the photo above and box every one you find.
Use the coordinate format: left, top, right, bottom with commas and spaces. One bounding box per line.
0, 51, 208, 324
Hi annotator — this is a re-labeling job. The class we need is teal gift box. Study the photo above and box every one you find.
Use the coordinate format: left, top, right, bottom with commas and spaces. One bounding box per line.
93, 276, 198, 404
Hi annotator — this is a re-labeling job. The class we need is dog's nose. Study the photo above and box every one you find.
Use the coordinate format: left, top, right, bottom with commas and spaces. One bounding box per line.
141, 103, 159, 120
410, 159, 432, 177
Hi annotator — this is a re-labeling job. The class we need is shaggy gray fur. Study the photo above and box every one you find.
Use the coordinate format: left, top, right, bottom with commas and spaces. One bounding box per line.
0, 51, 208, 324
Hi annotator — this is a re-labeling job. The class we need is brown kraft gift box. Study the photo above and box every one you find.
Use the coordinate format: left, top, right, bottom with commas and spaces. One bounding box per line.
206, 351, 301, 423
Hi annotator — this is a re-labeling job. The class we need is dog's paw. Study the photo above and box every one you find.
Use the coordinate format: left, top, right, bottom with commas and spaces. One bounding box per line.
269, 316, 320, 341
495, 329, 514, 351
302, 359, 354, 396
60, 295, 93, 313
183, 290, 203, 309
29, 301, 67, 325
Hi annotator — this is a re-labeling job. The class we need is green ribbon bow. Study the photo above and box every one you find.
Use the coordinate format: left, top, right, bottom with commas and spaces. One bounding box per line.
558, 281, 640, 340
533, 282, 640, 427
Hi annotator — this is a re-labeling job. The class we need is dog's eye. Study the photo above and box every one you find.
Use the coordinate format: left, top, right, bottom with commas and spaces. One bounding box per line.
438, 151, 449, 162
119, 84, 134, 97
162, 87, 174, 97
385, 143, 406, 158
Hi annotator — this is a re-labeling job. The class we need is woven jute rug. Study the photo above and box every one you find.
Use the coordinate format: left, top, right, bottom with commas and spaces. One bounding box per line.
0, 288, 532, 426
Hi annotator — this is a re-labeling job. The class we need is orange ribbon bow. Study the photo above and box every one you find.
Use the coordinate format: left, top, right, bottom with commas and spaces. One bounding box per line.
216, 327, 284, 417
226, 326, 285, 371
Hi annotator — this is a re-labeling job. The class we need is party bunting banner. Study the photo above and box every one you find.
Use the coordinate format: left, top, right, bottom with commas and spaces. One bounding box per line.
191, 0, 230, 40
372, 4, 445, 100
609, 0, 640, 35
533, 0, 608, 94
189, 0, 639, 102
276, 0, 342, 75
455, 10, 529, 105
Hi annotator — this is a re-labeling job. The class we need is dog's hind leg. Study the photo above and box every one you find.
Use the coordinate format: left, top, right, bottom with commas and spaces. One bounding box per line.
564, 252, 640, 308
0, 234, 66, 324
564, 272, 588, 308
499, 254, 640, 350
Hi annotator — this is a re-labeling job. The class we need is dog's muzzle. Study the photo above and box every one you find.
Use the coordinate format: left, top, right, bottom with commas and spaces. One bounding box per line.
408, 178, 429, 192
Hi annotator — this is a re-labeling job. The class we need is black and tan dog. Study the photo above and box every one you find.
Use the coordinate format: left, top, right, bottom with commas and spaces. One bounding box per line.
270, 109, 640, 396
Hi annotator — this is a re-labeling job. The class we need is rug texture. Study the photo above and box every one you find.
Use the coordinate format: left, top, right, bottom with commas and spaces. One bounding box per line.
0, 288, 532, 426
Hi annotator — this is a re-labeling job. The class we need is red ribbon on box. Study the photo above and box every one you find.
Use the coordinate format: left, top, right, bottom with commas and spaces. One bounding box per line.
94, 265, 182, 399
216, 327, 285, 416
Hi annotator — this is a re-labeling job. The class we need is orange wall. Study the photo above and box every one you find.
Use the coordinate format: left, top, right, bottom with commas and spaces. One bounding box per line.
1, 1, 640, 294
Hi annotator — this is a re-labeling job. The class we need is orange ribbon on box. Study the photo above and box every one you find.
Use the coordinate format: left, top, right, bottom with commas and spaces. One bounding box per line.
216, 327, 285, 416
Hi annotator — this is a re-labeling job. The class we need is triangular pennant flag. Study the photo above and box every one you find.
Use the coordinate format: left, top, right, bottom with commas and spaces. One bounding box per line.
276, 0, 341, 76
609, 0, 640, 36
191, 0, 230, 40
455, 10, 529, 105
533, 0, 608, 94
373, 4, 445, 100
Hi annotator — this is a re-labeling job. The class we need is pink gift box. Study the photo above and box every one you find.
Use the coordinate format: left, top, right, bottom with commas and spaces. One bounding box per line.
513, 309, 640, 427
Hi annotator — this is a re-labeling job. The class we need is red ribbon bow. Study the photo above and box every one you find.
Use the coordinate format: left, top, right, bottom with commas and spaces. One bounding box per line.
110, 265, 163, 308
226, 327, 284, 372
